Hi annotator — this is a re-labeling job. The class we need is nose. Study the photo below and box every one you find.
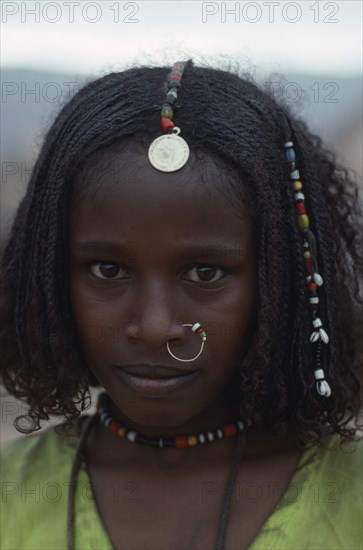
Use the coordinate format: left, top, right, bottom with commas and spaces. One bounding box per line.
124, 280, 186, 350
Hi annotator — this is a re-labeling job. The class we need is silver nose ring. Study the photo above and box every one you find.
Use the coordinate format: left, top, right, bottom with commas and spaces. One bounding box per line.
166, 323, 207, 362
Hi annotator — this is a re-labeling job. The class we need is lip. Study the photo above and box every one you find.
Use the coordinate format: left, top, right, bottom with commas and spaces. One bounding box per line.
114, 364, 196, 379
112, 365, 200, 397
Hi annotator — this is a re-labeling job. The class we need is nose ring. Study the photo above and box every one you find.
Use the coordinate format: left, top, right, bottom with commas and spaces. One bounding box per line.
166, 323, 207, 362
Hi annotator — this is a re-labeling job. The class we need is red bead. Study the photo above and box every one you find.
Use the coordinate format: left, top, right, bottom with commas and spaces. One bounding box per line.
223, 424, 237, 437
308, 282, 317, 291
175, 436, 189, 449
109, 421, 120, 434
296, 203, 306, 214
161, 118, 175, 133
196, 327, 203, 334
305, 258, 312, 273
170, 76, 181, 81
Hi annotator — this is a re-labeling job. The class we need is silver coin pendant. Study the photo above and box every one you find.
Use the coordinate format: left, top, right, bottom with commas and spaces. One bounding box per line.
148, 128, 190, 172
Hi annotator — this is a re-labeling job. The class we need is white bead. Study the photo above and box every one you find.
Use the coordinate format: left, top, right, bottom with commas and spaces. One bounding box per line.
159, 438, 163, 448
198, 434, 206, 444
317, 380, 332, 397
192, 322, 201, 332
217, 429, 224, 438
309, 297, 319, 304
310, 331, 320, 343
284, 141, 294, 148
207, 432, 214, 441
319, 328, 329, 344
104, 417, 112, 427
295, 192, 305, 201
127, 431, 137, 442
313, 318, 322, 328
290, 169, 300, 179
314, 369, 324, 380
313, 273, 324, 286
237, 420, 244, 430
306, 275, 312, 283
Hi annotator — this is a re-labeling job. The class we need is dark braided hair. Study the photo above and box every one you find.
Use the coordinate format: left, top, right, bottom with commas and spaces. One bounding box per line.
1, 60, 362, 444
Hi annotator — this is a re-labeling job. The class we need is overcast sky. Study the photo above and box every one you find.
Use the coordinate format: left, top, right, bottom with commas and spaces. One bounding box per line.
1, 0, 362, 76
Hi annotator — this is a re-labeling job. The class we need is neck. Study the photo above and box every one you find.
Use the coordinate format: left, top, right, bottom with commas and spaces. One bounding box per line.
107, 381, 242, 440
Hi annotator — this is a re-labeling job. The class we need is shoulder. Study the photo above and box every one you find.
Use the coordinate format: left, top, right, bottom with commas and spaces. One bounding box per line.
306, 431, 362, 482
290, 432, 363, 511
1, 418, 82, 482
250, 433, 363, 550
0, 417, 88, 550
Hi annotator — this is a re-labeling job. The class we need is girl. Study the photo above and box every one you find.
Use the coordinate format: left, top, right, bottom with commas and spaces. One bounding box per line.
1, 60, 362, 550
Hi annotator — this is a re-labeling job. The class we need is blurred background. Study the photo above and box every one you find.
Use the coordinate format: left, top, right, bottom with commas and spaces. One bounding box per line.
1, 0, 362, 442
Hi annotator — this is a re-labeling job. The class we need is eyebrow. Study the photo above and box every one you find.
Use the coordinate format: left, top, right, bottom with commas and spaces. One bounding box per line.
71, 240, 245, 259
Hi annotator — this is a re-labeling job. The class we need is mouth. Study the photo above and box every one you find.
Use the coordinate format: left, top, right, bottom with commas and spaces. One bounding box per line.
112, 365, 200, 397
114, 364, 197, 379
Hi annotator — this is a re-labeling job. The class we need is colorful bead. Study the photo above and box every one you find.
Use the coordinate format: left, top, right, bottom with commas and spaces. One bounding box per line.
166, 89, 178, 104
296, 203, 306, 215
109, 421, 119, 434
285, 148, 296, 162
293, 181, 303, 191
127, 431, 137, 442
161, 118, 175, 132
175, 436, 188, 449
298, 214, 310, 229
192, 322, 207, 341
97, 392, 250, 448
313, 273, 324, 286
223, 424, 237, 437
161, 104, 174, 119
290, 169, 300, 180
295, 192, 305, 201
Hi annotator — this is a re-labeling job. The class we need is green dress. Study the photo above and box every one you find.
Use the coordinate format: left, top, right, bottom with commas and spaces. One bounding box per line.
1, 418, 362, 549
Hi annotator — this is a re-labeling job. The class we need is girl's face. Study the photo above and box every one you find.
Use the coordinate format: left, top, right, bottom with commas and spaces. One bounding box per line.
69, 145, 257, 431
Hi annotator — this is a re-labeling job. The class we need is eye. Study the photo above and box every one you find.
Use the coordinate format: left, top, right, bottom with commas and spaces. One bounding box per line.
184, 264, 225, 284
89, 262, 129, 280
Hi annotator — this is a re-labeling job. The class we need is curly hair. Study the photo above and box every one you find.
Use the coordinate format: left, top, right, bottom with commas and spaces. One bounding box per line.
1, 60, 362, 445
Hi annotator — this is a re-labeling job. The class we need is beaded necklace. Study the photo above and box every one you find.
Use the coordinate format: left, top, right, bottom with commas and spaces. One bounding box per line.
97, 391, 252, 448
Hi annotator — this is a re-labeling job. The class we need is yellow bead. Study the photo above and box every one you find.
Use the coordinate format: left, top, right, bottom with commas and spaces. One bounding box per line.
188, 435, 198, 446
293, 180, 303, 191
303, 251, 311, 259
298, 214, 310, 229
118, 427, 126, 437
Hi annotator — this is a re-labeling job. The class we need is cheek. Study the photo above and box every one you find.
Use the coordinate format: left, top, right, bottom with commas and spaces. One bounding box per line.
69, 273, 114, 366
209, 277, 257, 359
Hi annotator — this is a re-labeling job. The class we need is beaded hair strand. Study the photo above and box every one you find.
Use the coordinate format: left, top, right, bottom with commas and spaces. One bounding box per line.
280, 114, 332, 398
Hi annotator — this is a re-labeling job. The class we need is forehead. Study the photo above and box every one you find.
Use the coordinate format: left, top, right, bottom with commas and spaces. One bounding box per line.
70, 145, 253, 250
